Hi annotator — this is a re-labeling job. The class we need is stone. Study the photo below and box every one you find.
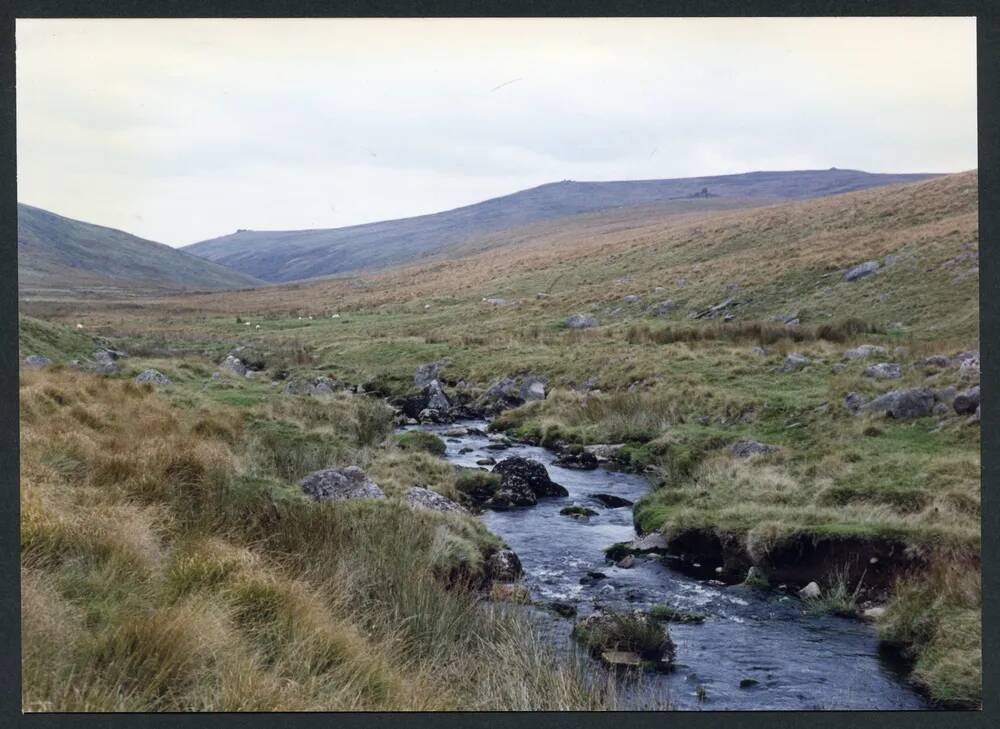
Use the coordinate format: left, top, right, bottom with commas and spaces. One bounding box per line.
299, 466, 385, 502
863, 606, 887, 620
583, 443, 625, 462
24, 354, 51, 369
134, 369, 171, 385
844, 260, 880, 282
730, 440, 779, 458
740, 678, 760, 689
780, 353, 811, 373
623, 295, 641, 304
485, 548, 523, 582
492, 457, 568, 499
920, 355, 951, 368
219, 354, 248, 377
565, 314, 599, 329
479, 377, 523, 412
953, 386, 980, 415
863, 388, 935, 419
798, 581, 821, 599
650, 300, 676, 316
844, 344, 886, 360
535, 292, 549, 300
934, 386, 958, 404
519, 376, 547, 402
844, 392, 866, 415
553, 450, 599, 470
745, 566, 768, 585
93, 348, 128, 363
404, 486, 466, 514
283, 376, 338, 397
591, 493, 634, 508
550, 602, 577, 618
633, 532, 668, 553
414, 362, 444, 389
483, 298, 508, 306
958, 353, 980, 380
616, 555, 636, 569
863, 362, 902, 380
423, 379, 451, 411
476, 457, 497, 466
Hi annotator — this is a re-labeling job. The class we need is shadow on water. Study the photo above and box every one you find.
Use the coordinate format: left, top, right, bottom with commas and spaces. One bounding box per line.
407, 420, 928, 711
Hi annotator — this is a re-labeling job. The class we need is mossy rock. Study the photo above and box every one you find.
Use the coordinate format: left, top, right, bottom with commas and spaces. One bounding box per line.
396, 431, 447, 456
649, 604, 706, 623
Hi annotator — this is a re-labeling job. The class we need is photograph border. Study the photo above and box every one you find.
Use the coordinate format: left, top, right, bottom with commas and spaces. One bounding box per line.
1, 2, 996, 727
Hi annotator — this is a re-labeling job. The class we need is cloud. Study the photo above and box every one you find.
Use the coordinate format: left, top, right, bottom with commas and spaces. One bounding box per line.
16, 17, 977, 246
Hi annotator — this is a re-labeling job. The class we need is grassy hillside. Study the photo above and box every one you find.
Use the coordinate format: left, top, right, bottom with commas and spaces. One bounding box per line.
182, 169, 939, 283
18, 204, 263, 297
21, 171, 980, 708
20, 368, 615, 711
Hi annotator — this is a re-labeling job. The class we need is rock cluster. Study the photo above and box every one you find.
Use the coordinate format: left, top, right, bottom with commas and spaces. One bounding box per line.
299, 466, 385, 502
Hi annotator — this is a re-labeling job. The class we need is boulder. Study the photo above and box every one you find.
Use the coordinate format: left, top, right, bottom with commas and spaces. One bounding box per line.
414, 362, 444, 389
592, 493, 634, 508
844, 260, 880, 282
934, 386, 957, 405
23, 354, 51, 369
93, 348, 128, 363
84, 360, 118, 376
623, 295, 641, 304
476, 457, 497, 466
483, 298, 508, 306
584, 443, 625, 462
616, 555, 636, 569
958, 353, 980, 380
565, 314, 599, 329
553, 450, 599, 470
863, 362, 902, 380
863, 388, 935, 419
479, 377, 523, 412
485, 548, 523, 582
844, 392, 866, 415
799, 581, 821, 599
650, 300, 676, 316
493, 457, 568, 499
283, 376, 338, 397
953, 386, 980, 415
550, 602, 577, 618
227, 345, 267, 370
519, 376, 547, 402
729, 440, 779, 459
633, 532, 668, 553
423, 379, 451, 411
920, 355, 951, 368
404, 486, 467, 514
780, 353, 811, 373
844, 344, 886, 360
299, 466, 385, 502
134, 369, 171, 385
219, 354, 249, 377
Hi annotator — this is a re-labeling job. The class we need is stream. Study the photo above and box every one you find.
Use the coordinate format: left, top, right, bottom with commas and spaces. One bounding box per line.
405, 420, 928, 710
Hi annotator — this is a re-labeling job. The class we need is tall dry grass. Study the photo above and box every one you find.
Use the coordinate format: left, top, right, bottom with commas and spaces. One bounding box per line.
20, 369, 614, 711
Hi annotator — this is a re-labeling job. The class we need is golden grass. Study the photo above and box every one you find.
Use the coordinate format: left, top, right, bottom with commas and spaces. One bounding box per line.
20, 369, 612, 711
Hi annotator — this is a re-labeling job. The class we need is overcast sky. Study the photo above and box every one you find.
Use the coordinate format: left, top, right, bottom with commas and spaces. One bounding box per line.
16, 17, 977, 247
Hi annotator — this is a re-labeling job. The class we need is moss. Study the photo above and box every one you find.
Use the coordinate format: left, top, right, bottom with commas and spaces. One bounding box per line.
560, 505, 598, 518
649, 604, 706, 623
395, 430, 447, 456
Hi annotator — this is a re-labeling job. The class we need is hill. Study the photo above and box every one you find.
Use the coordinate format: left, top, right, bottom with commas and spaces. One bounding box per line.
182, 169, 940, 283
18, 203, 263, 297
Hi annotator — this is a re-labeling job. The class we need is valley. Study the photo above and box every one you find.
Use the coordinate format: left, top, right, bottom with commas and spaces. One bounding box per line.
18, 171, 982, 710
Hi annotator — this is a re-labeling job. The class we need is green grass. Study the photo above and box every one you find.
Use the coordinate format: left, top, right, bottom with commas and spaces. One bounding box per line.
396, 431, 447, 456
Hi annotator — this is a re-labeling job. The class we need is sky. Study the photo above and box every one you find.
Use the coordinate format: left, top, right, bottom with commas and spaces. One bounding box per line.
16, 17, 978, 247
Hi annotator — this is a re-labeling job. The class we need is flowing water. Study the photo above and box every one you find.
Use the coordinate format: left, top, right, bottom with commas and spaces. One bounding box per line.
406, 420, 928, 710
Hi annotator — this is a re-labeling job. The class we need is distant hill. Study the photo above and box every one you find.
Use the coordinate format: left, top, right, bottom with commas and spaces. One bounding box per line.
18, 204, 263, 297
183, 169, 941, 283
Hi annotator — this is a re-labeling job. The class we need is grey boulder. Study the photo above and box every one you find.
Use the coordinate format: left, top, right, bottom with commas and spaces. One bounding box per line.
863, 363, 902, 380
844, 260, 880, 282
404, 486, 467, 514
565, 314, 599, 329
299, 466, 385, 502
134, 369, 171, 385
